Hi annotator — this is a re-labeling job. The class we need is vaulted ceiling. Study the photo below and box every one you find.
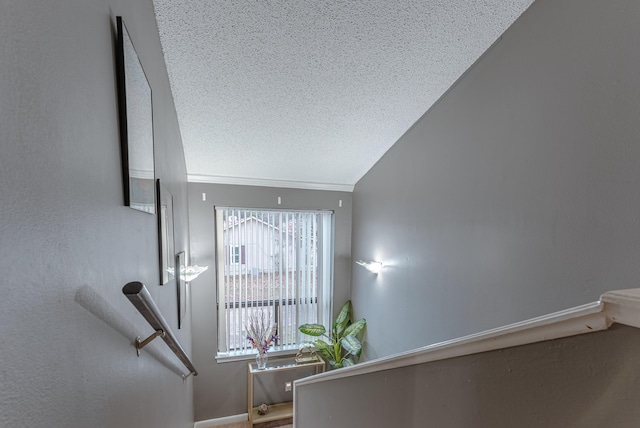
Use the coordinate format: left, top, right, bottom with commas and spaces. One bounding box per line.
153, 0, 533, 191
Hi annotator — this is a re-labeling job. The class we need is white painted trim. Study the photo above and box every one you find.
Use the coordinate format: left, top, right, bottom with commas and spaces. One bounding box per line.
295, 300, 609, 390
216, 347, 298, 364
187, 173, 355, 192
295, 288, 640, 400
194, 413, 248, 428
601, 288, 640, 328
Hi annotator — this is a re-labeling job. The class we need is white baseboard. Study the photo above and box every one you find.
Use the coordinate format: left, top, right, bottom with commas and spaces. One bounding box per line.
194, 413, 248, 428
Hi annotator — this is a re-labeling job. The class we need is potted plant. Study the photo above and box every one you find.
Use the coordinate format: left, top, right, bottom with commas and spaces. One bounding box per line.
298, 300, 366, 369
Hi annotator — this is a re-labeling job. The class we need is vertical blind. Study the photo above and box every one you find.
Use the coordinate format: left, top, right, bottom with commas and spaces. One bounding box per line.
215, 208, 333, 355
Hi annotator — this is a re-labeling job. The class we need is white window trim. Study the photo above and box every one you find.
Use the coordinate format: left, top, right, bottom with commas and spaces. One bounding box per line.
214, 207, 334, 359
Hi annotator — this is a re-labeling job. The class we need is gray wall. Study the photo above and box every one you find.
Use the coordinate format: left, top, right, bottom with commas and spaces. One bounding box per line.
351, 0, 640, 360
297, 324, 640, 427
0, 1, 193, 427
188, 182, 351, 421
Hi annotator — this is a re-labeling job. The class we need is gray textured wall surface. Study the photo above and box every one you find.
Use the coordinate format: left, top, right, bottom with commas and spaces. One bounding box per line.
297, 324, 640, 428
0, 1, 193, 427
187, 183, 352, 421
351, 0, 640, 361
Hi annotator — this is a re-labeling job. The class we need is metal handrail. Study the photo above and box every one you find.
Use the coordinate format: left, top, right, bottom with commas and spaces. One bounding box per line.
122, 281, 198, 379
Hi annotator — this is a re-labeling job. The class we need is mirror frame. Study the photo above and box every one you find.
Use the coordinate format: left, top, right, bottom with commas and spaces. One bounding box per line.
115, 16, 156, 214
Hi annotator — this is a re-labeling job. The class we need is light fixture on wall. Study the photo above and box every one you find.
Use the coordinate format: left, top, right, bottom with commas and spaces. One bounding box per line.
169, 265, 209, 282
183, 265, 208, 282
356, 260, 383, 274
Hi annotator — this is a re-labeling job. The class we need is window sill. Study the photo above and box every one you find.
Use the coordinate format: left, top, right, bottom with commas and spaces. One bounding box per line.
216, 346, 301, 364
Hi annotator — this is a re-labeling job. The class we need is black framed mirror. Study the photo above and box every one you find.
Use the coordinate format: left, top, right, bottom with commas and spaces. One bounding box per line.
115, 16, 155, 214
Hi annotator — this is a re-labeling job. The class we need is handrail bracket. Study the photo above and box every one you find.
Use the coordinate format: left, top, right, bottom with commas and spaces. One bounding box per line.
135, 330, 165, 356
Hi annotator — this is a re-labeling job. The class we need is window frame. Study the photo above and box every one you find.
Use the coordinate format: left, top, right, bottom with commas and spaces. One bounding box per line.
214, 206, 334, 362
227, 245, 245, 265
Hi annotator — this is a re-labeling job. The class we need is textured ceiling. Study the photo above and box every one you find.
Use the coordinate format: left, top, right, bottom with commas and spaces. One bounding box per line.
153, 0, 533, 191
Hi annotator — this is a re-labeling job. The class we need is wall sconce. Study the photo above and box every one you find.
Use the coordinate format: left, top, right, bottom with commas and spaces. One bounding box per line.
171, 265, 209, 282
356, 260, 383, 274
182, 265, 208, 283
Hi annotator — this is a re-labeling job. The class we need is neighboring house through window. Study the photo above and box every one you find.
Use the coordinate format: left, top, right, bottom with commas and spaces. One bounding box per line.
215, 207, 334, 358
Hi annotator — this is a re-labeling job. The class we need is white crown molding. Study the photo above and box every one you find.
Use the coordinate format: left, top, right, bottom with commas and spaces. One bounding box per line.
187, 173, 354, 192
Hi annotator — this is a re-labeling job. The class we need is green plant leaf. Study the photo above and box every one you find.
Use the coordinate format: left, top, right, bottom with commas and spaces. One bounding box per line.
341, 335, 362, 356
356, 344, 363, 358
312, 339, 334, 361
342, 357, 355, 367
334, 300, 351, 336
343, 318, 366, 337
328, 359, 341, 369
313, 339, 331, 352
299, 323, 326, 337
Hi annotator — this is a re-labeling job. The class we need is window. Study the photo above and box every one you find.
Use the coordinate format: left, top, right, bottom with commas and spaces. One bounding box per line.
215, 208, 333, 357
227, 245, 245, 265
